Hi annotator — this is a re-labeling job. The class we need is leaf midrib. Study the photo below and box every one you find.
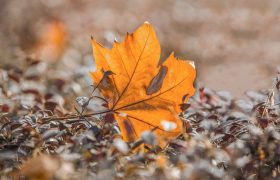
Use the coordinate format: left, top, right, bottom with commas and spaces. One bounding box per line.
111, 27, 151, 110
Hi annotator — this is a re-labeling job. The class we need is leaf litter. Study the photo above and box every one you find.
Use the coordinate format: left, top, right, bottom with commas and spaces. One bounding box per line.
1, 25, 280, 179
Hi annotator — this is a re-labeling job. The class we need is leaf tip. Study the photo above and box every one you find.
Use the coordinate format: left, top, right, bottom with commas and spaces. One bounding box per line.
188, 61, 196, 69
91, 37, 97, 45
114, 37, 119, 43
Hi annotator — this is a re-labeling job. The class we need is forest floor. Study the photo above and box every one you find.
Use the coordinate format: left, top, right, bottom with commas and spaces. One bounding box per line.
1, 0, 280, 179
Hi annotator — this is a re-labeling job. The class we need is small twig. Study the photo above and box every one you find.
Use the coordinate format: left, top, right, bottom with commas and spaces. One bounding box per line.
79, 77, 104, 115
78, 71, 113, 118
41, 109, 112, 122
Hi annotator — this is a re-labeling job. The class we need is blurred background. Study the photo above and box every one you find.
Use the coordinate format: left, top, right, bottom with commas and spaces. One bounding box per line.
1, 0, 280, 97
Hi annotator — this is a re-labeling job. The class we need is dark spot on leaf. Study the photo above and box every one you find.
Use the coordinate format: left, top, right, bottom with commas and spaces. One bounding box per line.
123, 119, 135, 142
103, 70, 115, 76
146, 66, 168, 95
180, 103, 191, 111
101, 76, 113, 88
182, 94, 189, 103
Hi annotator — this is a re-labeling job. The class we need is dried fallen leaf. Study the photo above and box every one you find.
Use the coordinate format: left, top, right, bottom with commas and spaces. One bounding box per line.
19, 155, 60, 180
90, 22, 196, 144
36, 21, 66, 62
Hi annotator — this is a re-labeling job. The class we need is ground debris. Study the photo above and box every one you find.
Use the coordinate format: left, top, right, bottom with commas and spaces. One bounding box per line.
1, 60, 280, 179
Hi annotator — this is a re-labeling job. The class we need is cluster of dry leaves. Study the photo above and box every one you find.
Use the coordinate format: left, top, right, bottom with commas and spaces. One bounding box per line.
1, 23, 280, 180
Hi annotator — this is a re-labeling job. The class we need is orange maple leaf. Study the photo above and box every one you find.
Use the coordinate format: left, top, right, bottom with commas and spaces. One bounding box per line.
90, 22, 196, 144
36, 21, 66, 62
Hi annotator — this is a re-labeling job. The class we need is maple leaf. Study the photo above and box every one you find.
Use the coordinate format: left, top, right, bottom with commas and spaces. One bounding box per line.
36, 21, 66, 62
90, 22, 196, 145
